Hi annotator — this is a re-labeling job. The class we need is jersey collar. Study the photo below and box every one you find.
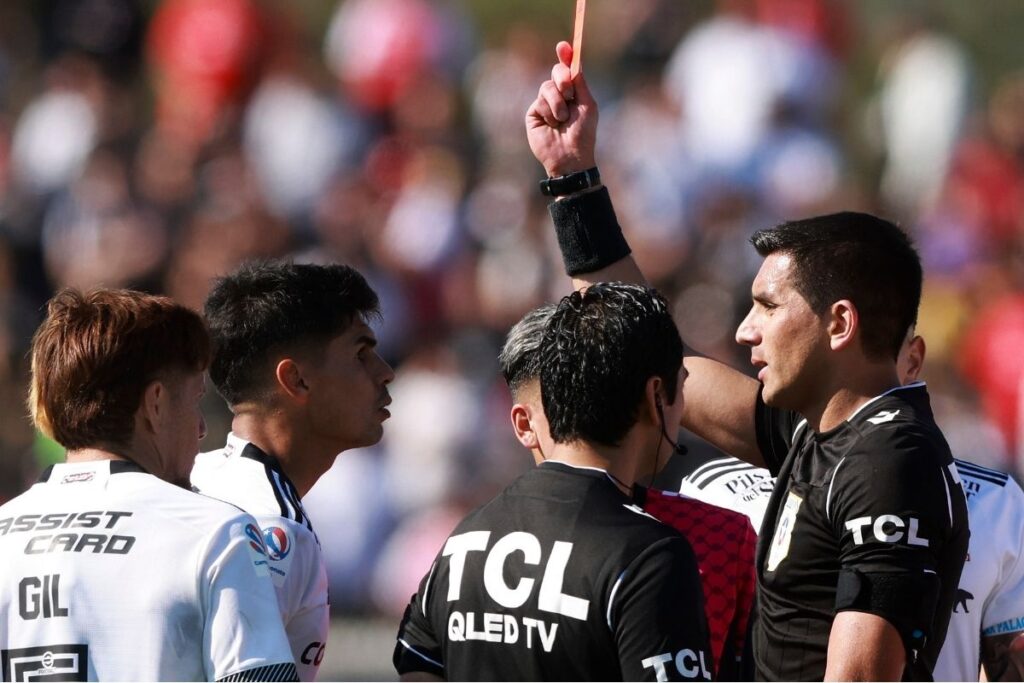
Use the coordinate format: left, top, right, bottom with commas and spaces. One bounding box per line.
845, 381, 927, 423
37, 459, 146, 484
538, 459, 630, 492
224, 432, 301, 495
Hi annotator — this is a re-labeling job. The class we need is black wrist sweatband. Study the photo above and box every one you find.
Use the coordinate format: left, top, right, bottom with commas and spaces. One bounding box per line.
548, 186, 632, 276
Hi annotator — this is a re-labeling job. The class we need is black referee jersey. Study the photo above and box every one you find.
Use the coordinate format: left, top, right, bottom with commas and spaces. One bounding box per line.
752, 382, 969, 680
394, 460, 712, 681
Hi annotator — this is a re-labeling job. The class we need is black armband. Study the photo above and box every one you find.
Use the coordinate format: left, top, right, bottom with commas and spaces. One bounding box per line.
835, 568, 940, 654
548, 186, 632, 276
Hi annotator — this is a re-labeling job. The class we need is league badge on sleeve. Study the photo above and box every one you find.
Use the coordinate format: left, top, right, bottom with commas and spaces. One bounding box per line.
260, 526, 292, 583
263, 526, 291, 561
243, 522, 270, 577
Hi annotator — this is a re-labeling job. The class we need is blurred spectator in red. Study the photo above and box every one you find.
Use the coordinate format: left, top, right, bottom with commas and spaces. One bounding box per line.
959, 295, 1024, 462
147, 0, 267, 145
323, 0, 473, 114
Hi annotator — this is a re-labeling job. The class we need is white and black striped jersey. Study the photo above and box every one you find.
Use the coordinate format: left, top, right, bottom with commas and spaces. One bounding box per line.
753, 383, 969, 680
394, 460, 713, 681
192, 434, 329, 682
0, 459, 297, 682
934, 460, 1024, 681
680, 457, 774, 533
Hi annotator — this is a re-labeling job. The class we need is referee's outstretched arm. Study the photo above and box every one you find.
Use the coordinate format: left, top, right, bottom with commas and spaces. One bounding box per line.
525, 45, 766, 471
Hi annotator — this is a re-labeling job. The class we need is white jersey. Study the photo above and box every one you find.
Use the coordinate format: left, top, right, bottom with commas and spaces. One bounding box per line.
934, 460, 1024, 681
681, 456, 1024, 681
679, 457, 774, 532
0, 459, 297, 682
192, 434, 329, 682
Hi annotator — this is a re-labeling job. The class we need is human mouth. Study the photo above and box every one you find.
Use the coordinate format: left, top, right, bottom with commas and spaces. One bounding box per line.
751, 358, 767, 383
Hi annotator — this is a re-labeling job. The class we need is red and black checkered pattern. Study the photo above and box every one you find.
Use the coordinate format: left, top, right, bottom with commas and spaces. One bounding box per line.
639, 487, 757, 679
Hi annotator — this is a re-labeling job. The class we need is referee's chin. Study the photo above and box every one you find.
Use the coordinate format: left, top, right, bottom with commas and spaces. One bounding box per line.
759, 382, 798, 412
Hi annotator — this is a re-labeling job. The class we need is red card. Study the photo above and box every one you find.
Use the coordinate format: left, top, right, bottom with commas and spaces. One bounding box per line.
570, 0, 586, 79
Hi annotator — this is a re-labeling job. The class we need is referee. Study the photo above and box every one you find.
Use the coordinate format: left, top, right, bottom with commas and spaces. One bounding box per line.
395, 283, 711, 681
526, 45, 969, 681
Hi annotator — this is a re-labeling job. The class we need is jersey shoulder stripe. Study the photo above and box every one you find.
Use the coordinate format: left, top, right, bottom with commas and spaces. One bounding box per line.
240, 444, 315, 533
685, 457, 760, 489
955, 459, 1009, 488
216, 662, 298, 682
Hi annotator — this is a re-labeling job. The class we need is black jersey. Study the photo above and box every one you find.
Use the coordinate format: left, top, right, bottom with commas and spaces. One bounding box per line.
752, 382, 970, 680
394, 461, 712, 681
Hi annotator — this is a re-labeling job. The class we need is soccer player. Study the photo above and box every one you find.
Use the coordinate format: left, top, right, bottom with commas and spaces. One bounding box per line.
394, 283, 711, 681
526, 43, 969, 680
498, 303, 757, 680
0, 288, 297, 682
681, 332, 1024, 681
192, 261, 395, 681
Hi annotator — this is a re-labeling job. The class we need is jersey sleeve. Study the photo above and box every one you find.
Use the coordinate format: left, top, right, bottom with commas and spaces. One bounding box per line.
394, 560, 446, 678
827, 432, 963, 650
753, 391, 801, 476
255, 517, 329, 682
981, 480, 1024, 640
612, 537, 713, 681
199, 514, 298, 682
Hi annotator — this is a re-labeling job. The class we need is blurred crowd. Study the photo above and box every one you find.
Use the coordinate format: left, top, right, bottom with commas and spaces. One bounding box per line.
0, 0, 1023, 625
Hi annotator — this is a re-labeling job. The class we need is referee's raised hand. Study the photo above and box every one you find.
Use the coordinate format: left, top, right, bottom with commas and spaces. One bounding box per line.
525, 41, 598, 178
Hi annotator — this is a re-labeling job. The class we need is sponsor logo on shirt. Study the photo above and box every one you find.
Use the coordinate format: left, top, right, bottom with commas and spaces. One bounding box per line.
263, 526, 290, 561
843, 515, 929, 546
982, 616, 1024, 637
642, 650, 712, 681
953, 587, 973, 614
866, 409, 900, 425
441, 530, 590, 652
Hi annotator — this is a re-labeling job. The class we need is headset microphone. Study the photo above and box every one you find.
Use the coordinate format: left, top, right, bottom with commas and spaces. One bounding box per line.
655, 394, 689, 457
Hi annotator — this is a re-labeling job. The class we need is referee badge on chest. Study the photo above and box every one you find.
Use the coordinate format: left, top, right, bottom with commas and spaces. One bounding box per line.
767, 491, 803, 572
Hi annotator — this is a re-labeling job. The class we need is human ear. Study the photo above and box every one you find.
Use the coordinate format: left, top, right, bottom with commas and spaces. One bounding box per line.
140, 380, 166, 434
828, 300, 859, 352
511, 404, 539, 450
276, 359, 310, 402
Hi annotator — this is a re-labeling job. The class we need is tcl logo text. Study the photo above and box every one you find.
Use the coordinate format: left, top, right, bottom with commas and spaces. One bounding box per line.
844, 515, 928, 546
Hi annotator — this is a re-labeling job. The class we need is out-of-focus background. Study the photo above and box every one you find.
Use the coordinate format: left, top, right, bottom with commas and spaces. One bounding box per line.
1, 0, 1023, 677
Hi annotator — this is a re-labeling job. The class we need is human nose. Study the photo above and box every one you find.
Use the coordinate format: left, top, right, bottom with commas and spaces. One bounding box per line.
736, 308, 760, 347
376, 353, 395, 385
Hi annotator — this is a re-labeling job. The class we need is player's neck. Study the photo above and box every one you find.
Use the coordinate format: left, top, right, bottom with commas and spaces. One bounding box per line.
547, 431, 651, 496
65, 448, 131, 465
230, 411, 326, 498
807, 362, 902, 433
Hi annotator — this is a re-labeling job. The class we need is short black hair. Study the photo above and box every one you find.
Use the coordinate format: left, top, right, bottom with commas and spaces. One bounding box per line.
205, 260, 380, 405
540, 283, 683, 447
751, 211, 922, 361
499, 304, 556, 396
